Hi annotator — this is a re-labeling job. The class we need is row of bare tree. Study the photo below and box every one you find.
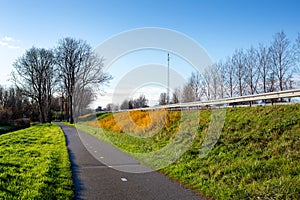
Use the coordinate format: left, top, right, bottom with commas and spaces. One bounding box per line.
12, 38, 111, 123
162, 31, 300, 104
100, 95, 149, 112
0, 85, 66, 123
0, 87, 29, 123
120, 95, 149, 110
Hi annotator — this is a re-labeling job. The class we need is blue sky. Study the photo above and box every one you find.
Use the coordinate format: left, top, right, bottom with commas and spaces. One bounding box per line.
0, 0, 299, 107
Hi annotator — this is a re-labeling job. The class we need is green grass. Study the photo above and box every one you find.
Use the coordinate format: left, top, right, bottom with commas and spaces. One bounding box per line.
0, 123, 73, 199
78, 105, 300, 199
0, 125, 13, 132
161, 105, 300, 199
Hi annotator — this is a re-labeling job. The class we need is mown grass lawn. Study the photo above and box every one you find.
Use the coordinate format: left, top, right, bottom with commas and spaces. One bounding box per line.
77, 105, 300, 199
0, 123, 73, 199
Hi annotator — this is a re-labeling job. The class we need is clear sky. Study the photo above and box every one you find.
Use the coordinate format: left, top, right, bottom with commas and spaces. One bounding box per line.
0, 0, 299, 107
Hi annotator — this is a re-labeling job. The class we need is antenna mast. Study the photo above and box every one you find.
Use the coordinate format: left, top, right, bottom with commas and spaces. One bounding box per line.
167, 52, 170, 104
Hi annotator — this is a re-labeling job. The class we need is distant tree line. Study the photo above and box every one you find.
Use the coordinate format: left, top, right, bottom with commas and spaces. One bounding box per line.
7, 37, 111, 124
0, 86, 31, 126
120, 95, 149, 110
0, 86, 56, 131
100, 95, 149, 112
159, 31, 300, 104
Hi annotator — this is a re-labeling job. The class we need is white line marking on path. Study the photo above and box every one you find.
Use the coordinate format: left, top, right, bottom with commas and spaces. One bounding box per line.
121, 178, 128, 182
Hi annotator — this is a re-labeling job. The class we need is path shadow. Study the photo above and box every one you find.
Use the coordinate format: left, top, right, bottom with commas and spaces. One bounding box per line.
56, 123, 85, 200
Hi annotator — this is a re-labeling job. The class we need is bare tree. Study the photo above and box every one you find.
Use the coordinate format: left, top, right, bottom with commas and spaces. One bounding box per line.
12, 47, 55, 123
205, 65, 223, 100
106, 103, 118, 111
182, 83, 196, 103
188, 72, 204, 101
267, 71, 276, 92
171, 87, 181, 104
55, 37, 111, 123
222, 57, 235, 98
0, 86, 27, 121
0, 86, 4, 108
128, 99, 134, 109
269, 31, 296, 91
120, 99, 130, 110
74, 54, 111, 120
158, 93, 168, 105
134, 95, 148, 108
295, 33, 300, 75
215, 61, 227, 99
56, 38, 89, 123
258, 44, 271, 93
74, 88, 95, 117
232, 49, 246, 96
245, 47, 260, 95
120, 95, 148, 109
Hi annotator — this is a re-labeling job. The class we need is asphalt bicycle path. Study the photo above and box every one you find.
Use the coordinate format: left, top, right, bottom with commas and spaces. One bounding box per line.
56, 123, 204, 200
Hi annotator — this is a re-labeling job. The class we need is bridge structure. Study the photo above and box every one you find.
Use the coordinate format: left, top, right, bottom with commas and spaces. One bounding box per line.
99, 89, 300, 113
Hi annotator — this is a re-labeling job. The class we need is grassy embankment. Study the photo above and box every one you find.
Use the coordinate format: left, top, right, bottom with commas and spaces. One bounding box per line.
77, 105, 300, 199
0, 123, 73, 199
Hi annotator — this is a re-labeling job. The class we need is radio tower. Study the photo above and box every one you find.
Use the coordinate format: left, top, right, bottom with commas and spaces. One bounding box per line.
167, 52, 170, 104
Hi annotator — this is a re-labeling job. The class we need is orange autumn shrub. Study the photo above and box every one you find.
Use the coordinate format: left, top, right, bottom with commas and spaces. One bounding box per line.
97, 110, 183, 137
129, 110, 151, 127
98, 114, 121, 132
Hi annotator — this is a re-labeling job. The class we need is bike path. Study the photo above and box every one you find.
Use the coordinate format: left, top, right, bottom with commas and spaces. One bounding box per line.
57, 123, 203, 200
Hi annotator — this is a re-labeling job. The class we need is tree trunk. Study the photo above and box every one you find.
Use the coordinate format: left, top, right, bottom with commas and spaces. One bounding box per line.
38, 102, 45, 123
69, 95, 74, 124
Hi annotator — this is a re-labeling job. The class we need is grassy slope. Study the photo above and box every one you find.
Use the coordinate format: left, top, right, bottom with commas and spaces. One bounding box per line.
0, 123, 73, 199
163, 105, 300, 199
78, 105, 300, 199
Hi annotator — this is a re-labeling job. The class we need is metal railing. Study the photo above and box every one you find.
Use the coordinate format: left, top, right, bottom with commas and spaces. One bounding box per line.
101, 89, 300, 113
